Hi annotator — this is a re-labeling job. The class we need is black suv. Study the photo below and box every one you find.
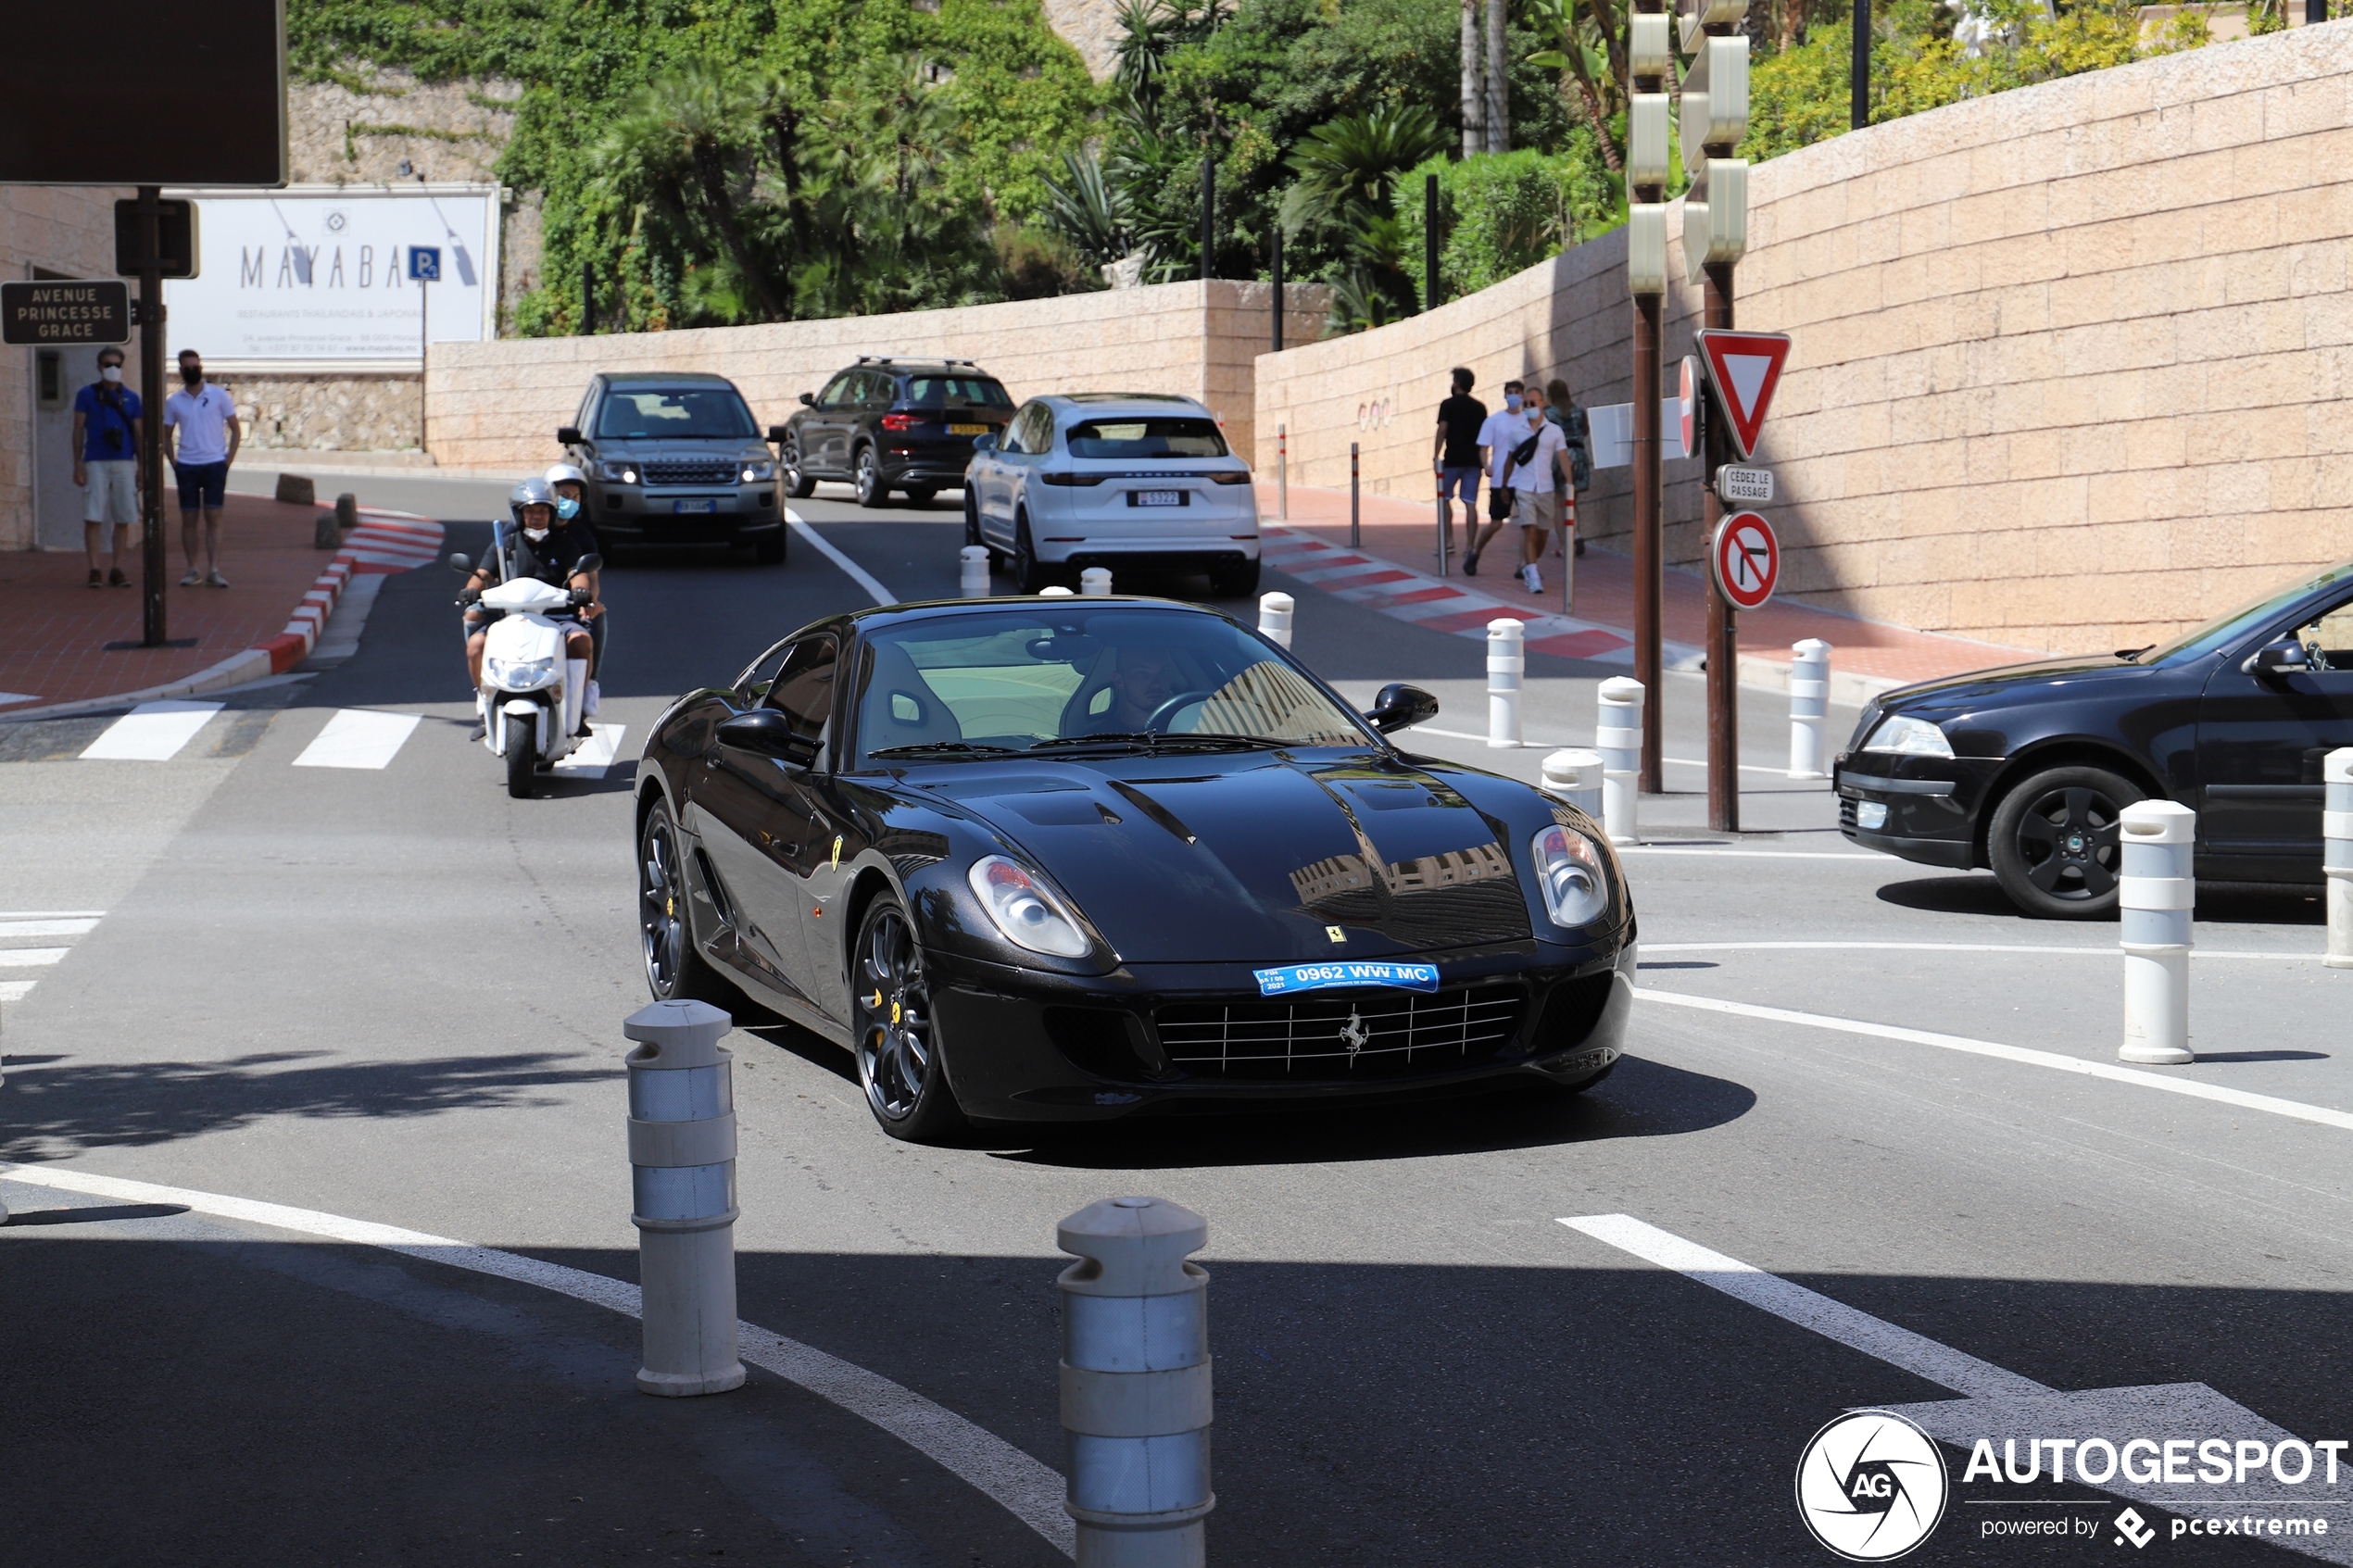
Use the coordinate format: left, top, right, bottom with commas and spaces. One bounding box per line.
769, 358, 1013, 509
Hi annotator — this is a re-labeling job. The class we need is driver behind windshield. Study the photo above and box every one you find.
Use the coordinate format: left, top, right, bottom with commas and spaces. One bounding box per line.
460, 478, 599, 734
1082, 643, 1189, 734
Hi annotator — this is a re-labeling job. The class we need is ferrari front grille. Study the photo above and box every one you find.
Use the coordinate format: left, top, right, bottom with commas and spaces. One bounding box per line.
1154, 985, 1524, 1082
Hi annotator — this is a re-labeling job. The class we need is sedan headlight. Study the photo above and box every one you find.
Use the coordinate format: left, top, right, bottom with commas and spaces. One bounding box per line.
594, 459, 639, 484
486, 656, 557, 690
968, 855, 1093, 958
1863, 714, 1954, 758
1529, 824, 1610, 929
741, 459, 775, 482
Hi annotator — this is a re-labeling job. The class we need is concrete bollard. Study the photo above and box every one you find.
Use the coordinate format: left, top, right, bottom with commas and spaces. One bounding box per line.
1487, 619, 1525, 748
313, 508, 341, 549
2327, 748, 2353, 970
1041, 584, 1076, 597
1542, 748, 1605, 822
1596, 677, 1645, 846
2118, 800, 2196, 1066
275, 472, 317, 507
1788, 639, 1832, 780
1082, 566, 1114, 596
1258, 592, 1294, 649
334, 492, 359, 531
1059, 1196, 1214, 1568
623, 999, 747, 1397
960, 545, 991, 597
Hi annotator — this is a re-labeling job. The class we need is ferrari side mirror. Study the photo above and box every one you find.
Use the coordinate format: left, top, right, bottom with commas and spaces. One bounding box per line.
717, 709, 820, 767
1365, 683, 1440, 734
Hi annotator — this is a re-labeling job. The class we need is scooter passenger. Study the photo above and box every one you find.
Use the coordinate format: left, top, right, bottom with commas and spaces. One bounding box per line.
544, 461, 606, 716
460, 479, 599, 734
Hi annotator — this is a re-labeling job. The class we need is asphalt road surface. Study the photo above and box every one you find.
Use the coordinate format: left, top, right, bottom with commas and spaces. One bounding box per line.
4, 474, 2347, 1566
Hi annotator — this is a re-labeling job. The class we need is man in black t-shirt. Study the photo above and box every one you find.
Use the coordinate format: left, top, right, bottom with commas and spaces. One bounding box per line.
1432, 367, 1487, 558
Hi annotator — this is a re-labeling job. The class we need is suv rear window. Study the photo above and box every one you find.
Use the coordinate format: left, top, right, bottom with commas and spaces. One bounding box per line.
597, 387, 758, 439
906, 375, 1012, 408
1063, 417, 1227, 460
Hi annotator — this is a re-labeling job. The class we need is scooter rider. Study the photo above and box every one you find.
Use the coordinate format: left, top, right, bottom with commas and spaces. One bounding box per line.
461, 479, 599, 733
544, 461, 606, 715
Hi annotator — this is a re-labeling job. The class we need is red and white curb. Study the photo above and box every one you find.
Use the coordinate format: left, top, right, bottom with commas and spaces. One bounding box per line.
1, 508, 446, 722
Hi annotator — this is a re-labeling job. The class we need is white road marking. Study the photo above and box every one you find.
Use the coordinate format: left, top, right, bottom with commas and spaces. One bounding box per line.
81, 700, 224, 761
0, 918, 102, 938
552, 721, 629, 777
1645, 941, 2321, 961
1561, 1214, 2353, 1562
0, 948, 69, 968
1406, 724, 1809, 776
0, 981, 32, 1003
0, 691, 39, 708
0, 1162, 1076, 1559
1636, 986, 2353, 1133
292, 709, 422, 770
788, 512, 896, 606
1615, 847, 1879, 861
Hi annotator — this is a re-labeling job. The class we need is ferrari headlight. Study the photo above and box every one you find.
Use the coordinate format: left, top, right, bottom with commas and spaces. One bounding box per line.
1863, 714, 1954, 758
968, 855, 1092, 958
1529, 824, 1610, 929
741, 459, 775, 482
486, 656, 556, 690
594, 459, 639, 484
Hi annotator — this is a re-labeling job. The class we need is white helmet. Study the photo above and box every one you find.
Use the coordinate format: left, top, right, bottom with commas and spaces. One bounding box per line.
508, 477, 557, 526
545, 462, 587, 488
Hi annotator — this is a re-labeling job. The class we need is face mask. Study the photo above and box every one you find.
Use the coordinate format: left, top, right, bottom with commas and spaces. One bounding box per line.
523, 526, 550, 542
1528, 411, 1545, 429
181, 368, 203, 387
100, 365, 123, 383
555, 497, 580, 520
1504, 394, 1523, 412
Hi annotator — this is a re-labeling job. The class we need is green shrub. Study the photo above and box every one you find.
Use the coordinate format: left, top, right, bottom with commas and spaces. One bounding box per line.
1395, 144, 1620, 305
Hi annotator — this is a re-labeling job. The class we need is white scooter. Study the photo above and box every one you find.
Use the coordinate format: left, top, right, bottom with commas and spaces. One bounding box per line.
451, 536, 603, 798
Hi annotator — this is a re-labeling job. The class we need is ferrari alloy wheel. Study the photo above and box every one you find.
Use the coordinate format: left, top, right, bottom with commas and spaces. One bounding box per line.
853, 894, 964, 1142
638, 798, 732, 1005
853, 446, 888, 508
781, 439, 815, 499
1988, 764, 2141, 919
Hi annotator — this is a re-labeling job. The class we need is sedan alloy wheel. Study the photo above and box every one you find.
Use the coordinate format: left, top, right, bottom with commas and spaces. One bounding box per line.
781, 438, 816, 499
853, 446, 888, 509
1988, 764, 2141, 918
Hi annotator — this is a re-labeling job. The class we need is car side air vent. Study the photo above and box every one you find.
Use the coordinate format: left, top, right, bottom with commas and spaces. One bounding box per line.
691, 847, 738, 928
1044, 1007, 1164, 1083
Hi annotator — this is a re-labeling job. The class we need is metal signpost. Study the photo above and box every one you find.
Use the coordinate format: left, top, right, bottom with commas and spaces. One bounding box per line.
409, 245, 442, 457
1627, 1, 1672, 793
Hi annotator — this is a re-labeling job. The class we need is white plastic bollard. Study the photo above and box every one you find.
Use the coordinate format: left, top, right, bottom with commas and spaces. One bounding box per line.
1041, 584, 1076, 597
1081, 566, 1114, 596
960, 545, 991, 597
1059, 1197, 1214, 1568
1258, 592, 1294, 648
1788, 638, 1832, 780
2118, 800, 2196, 1066
623, 999, 747, 1396
1487, 619, 1525, 748
2326, 748, 2353, 970
1542, 748, 1605, 822
1596, 677, 1645, 846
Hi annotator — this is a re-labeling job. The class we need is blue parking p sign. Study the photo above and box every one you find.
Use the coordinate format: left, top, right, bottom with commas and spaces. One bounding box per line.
407, 245, 441, 282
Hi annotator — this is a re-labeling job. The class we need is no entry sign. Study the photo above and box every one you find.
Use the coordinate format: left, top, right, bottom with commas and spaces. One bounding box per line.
1710, 510, 1779, 609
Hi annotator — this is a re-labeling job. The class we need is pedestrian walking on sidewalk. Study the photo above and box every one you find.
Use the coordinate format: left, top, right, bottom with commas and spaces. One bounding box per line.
1464, 379, 1525, 575
1543, 377, 1592, 559
71, 346, 142, 589
1431, 367, 1488, 561
161, 349, 241, 589
1499, 401, 1567, 595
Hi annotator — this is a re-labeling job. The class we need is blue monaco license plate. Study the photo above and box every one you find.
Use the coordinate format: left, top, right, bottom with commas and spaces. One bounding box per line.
673, 498, 719, 514
1252, 961, 1440, 997
1128, 489, 1187, 508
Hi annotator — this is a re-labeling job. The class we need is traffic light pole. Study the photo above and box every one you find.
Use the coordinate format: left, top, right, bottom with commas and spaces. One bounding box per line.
1703, 261, 1739, 833
136, 185, 168, 648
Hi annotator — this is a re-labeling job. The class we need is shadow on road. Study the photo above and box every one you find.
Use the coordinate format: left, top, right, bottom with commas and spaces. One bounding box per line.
1880, 873, 2327, 926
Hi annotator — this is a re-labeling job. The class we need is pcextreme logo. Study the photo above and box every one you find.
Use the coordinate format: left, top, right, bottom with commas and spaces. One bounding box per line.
1796, 1410, 1951, 1562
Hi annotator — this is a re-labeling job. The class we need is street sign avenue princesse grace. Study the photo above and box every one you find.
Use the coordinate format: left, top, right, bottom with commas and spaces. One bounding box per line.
2, 279, 132, 345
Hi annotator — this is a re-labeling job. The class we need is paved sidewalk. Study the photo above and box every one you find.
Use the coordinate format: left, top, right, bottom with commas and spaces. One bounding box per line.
1257, 483, 2038, 697
0, 499, 446, 719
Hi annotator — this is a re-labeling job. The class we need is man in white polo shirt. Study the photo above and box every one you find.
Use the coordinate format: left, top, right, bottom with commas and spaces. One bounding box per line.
161, 348, 242, 587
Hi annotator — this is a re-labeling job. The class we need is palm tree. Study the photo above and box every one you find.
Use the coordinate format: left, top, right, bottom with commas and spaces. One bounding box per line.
1042, 149, 1131, 268
1279, 106, 1456, 236
598, 59, 788, 320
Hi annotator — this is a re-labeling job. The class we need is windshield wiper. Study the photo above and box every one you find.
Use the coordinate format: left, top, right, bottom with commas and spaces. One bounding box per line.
1027, 732, 1285, 754
1028, 732, 1160, 750
869, 741, 1020, 759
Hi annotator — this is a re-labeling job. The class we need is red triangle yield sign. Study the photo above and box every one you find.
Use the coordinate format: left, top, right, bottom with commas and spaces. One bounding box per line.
1694, 329, 1793, 461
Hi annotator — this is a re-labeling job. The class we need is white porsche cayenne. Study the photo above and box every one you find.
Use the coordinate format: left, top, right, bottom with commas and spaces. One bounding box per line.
963, 393, 1262, 596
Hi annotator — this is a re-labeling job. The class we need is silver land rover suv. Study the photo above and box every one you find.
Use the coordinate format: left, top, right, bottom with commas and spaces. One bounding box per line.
557, 372, 785, 562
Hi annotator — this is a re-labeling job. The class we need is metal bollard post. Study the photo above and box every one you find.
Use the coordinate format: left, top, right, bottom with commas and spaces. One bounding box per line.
1082, 566, 1114, 596
1542, 748, 1605, 822
1058, 1196, 1214, 1568
623, 999, 746, 1396
2326, 748, 2353, 969
1258, 592, 1294, 649
1349, 443, 1360, 547
2118, 800, 2196, 1065
960, 545, 991, 597
1788, 639, 1832, 780
1596, 677, 1645, 846
1487, 619, 1524, 748
1560, 495, 1576, 612
1277, 423, 1288, 521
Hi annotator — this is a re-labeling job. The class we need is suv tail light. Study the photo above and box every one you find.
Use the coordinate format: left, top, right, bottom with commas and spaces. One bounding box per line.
1039, 471, 1105, 486
1209, 471, 1253, 485
880, 412, 916, 433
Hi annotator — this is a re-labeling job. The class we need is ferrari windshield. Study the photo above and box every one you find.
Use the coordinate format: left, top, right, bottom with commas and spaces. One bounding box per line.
853, 608, 1371, 761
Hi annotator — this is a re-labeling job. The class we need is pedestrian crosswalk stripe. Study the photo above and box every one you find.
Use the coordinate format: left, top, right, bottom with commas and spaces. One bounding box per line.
293, 709, 422, 771
553, 722, 629, 778
0, 982, 32, 1003
0, 919, 101, 938
81, 701, 223, 761
0, 948, 69, 968
0, 909, 106, 1010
